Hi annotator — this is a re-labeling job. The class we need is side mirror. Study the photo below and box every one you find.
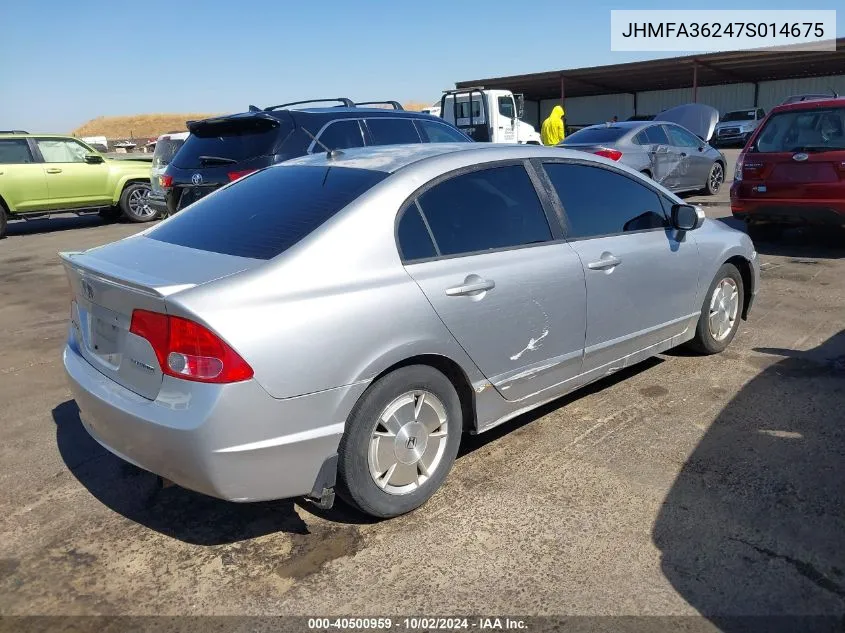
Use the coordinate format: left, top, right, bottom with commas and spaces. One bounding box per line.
671, 204, 705, 231
84, 154, 104, 164
516, 94, 525, 119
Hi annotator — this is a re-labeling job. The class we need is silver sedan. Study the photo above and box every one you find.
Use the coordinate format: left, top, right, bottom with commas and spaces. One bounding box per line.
561, 106, 727, 195
61, 143, 759, 518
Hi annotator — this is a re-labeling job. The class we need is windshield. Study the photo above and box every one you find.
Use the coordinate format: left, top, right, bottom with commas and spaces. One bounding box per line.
152, 137, 186, 168
721, 110, 755, 122
753, 107, 845, 153
561, 126, 628, 144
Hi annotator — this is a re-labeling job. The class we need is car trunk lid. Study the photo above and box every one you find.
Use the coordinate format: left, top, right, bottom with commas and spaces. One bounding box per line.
61, 237, 263, 400
740, 150, 845, 199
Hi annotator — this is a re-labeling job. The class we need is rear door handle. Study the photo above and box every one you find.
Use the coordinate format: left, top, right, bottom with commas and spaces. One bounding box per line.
445, 279, 495, 296
587, 255, 622, 270
46, 168, 63, 174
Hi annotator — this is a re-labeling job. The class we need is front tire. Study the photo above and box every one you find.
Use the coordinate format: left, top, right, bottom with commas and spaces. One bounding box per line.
119, 182, 155, 223
705, 162, 724, 195
336, 365, 463, 518
687, 263, 744, 355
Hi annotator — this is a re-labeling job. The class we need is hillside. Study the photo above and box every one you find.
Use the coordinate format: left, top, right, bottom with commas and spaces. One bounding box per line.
72, 102, 435, 138
71, 113, 218, 139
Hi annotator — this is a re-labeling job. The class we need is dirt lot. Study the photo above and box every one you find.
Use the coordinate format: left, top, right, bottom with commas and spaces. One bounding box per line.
1, 194, 844, 628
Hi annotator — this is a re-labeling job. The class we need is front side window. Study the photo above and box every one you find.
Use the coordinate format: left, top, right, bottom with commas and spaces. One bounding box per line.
312, 120, 364, 153
366, 118, 421, 146
498, 96, 515, 119
415, 165, 552, 257
36, 138, 91, 163
0, 139, 34, 164
415, 120, 470, 143
544, 162, 666, 239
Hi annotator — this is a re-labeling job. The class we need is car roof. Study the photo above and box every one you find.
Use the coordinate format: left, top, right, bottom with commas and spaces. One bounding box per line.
282, 142, 606, 174
770, 97, 845, 113
0, 132, 82, 139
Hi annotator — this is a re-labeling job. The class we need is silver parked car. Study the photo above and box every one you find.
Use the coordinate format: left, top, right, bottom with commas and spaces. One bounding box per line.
61, 143, 759, 518
561, 104, 727, 195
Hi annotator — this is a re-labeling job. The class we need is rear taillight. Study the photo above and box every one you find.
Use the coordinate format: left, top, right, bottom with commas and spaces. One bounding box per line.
737, 153, 764, 180
228, 169, 257, 182
594, 148, 623, 161
159, 174, 173, 189
129, 310, 253, 384
734, 154, 744, 181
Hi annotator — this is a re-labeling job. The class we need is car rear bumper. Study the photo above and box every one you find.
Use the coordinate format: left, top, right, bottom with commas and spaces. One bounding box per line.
730, 192, 845, 226
146, 194, 168, 217
63, 341, 366, 502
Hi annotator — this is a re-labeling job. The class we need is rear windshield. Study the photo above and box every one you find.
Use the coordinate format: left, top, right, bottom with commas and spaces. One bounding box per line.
721, 111, 755, 122
146, 166, 388, 259
173, 117, 289, 168
753, 107, 845, 153
152, 137, 185, 168
562, 126, 628, 145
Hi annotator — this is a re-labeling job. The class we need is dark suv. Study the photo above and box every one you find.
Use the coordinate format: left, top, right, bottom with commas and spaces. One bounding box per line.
152, 98, 471, 216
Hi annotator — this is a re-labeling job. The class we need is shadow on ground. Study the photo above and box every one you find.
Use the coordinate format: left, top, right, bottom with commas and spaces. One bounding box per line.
5, 214, 112, 237
653, 331, 845, 628
53, 400, 308, 545
716, 217, 845, 260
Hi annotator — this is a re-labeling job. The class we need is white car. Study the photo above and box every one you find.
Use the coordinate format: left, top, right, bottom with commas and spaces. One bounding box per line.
147, 131, 189, 217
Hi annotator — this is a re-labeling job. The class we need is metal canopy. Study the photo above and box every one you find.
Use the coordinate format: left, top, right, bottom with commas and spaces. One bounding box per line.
456, 39, 845, 101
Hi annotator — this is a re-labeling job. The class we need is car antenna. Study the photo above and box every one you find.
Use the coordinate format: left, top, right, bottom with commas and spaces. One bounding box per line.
300, 126, 344, 159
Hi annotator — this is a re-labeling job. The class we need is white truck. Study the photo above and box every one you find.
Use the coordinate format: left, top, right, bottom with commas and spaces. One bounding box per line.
439, 88, 541, 144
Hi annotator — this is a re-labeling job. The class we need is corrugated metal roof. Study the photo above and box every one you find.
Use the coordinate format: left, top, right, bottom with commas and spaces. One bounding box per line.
456, 39, 845, 100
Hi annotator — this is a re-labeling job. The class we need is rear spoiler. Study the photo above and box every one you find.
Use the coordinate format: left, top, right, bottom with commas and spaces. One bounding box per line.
60, 251, 194, 298
187, 112, 282, 137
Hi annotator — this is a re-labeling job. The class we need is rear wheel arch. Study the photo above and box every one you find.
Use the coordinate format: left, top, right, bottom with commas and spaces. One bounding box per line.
367, 354, 476, 433
725, 255, 753, 320
113, 177, 151, 204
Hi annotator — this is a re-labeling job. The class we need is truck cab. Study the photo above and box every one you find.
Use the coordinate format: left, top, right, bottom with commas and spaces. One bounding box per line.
439, 88, 541, 145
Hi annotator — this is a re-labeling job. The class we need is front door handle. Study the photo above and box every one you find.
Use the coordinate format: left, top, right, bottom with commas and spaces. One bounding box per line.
445, 279, 495, 296
46, 168, 63, 174
587, 255, 622, 270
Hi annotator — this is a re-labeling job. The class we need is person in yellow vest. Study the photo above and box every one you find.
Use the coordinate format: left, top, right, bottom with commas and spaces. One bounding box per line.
541, 105, 566, 145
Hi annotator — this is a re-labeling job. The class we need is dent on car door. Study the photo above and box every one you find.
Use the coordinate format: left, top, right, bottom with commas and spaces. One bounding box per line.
542, 161, 701, 375
642, 124, 680, 189
665, 124, 709, 189
398, 163, 587, 402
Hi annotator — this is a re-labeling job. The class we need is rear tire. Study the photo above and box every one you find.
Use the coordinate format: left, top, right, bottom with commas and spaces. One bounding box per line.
687, 263, 744, 355
0, 208, 7, 239
705, 162, 724, 195
336, 365, 463, 518
119, 182, 155, 223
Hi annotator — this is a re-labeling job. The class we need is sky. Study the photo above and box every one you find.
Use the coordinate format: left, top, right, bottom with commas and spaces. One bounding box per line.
0, 0, 842, 132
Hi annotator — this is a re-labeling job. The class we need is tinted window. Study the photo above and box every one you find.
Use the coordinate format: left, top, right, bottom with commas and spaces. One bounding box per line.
415, 120, 470, 143
666, 125, 701, 148
312, 120, 364, 153
173, 117, 288, 168
367, 118, 421, 145
562, 126, 628, 144
152, 137, 185, 168
643, 125, 670, 145
498, 96, 515, 118
721, 110, 756, 122
397, 204, 437, 261
0, 139, 34, 164
36, 138, 91, 163
544, 163, 666, 239
757, 109, 766, 119
147, 166, 387, 259
417, 165, 552, 257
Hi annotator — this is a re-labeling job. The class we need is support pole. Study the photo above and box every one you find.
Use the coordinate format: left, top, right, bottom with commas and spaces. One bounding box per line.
692, 61, 699, 103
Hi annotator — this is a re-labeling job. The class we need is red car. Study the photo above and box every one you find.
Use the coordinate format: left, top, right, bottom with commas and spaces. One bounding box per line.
731, 97, 845, 237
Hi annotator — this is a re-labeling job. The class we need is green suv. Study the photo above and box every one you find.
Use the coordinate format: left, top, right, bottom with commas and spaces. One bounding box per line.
0, 132, 153, 238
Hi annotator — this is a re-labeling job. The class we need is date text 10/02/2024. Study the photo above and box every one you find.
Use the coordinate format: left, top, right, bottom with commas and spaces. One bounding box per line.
307, 617, 528, 630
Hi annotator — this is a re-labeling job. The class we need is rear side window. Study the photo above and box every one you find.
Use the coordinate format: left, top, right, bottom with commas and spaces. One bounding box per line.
415, 165, 552, 257
544, 163, 666, 239
367, 118, 421, 145
173, 117, 290, 168
0, 139, 34, 164
397, 204, 437, 261
147, 166, 388, 259
643, 125, 670, 145
152, 137, 186, 168
562, 126, 628, 144
312, 120, 364, 153
753, 107, 845, 153
415, 120, 470, 143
